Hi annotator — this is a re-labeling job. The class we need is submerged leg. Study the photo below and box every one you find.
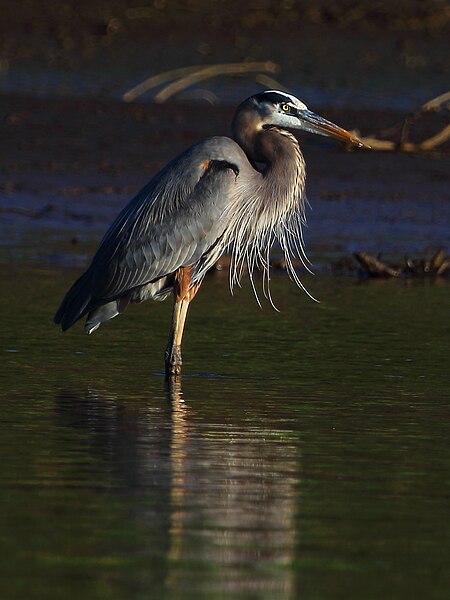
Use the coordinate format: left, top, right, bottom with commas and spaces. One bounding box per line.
165, 267, 199, 377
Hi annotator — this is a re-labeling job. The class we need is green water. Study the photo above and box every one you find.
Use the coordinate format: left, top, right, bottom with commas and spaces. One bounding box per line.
1, 263, 449, 599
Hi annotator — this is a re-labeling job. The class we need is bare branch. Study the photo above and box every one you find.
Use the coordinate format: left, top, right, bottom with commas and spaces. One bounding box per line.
421, 91, 450, 112
123, 65, 201, 102
123, 61, 279, 103
154, 62, 278, 103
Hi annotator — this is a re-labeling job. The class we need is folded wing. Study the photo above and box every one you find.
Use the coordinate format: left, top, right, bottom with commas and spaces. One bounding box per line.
54, 136, 243, 331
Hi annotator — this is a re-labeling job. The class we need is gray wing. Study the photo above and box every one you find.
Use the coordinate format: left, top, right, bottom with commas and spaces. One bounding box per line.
54, 136, 246, 329
93, 138, 241, 298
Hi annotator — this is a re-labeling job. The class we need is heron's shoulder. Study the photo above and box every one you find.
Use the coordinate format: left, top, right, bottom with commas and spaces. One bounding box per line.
189, 136, 248, 165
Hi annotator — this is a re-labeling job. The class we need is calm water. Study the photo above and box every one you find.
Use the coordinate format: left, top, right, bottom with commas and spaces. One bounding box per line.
1, 263, 449, 599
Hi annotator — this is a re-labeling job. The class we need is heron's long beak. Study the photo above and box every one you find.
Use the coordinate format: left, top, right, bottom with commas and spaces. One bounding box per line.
297, 109, 366, 148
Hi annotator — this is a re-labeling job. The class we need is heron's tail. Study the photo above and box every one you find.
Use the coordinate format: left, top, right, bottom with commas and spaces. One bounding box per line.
84, 298, 129, 334
54, 270, 93, 331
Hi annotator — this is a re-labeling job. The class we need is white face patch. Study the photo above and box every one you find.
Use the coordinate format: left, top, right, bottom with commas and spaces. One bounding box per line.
262, 90, 308, 111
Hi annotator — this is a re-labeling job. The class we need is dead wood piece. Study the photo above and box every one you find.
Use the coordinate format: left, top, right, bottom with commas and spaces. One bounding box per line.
419, 124, 450, 151
353, 252, 401, 277
154, 62, 278, 103
357, 125, 450, 153
421, 91, 450, 113
123, 65, 202, 102
123, 61, 279, 103
436, 260, 450, 276
430, 248, 448, 271
403, 248, 450, 276
357, 90, 450, 153
354, 249, 450, 279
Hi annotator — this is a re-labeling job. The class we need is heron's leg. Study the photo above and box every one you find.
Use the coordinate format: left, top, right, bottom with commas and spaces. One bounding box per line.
165, 267, 199, 377
165, 298, 190, 376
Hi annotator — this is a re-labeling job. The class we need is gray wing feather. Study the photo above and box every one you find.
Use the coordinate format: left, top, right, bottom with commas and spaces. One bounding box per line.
82, 137, 242, 305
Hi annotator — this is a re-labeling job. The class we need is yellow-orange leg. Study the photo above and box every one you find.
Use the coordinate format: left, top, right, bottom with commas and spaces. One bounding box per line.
165, 298, 190, 376
165, 267, 200, 377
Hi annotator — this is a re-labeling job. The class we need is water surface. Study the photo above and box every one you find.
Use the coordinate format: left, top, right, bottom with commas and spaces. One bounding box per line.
1, 263, 449, 599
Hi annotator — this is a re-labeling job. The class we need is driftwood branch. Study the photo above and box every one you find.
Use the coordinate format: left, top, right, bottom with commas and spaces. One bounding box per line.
353, 248, 450, 278
354, 252, 401, 277
421, 91, 450, 112
358, 124, 450, 152
123, 65, 204, 102
356, 90, 450, 153
123, 61, 279, 103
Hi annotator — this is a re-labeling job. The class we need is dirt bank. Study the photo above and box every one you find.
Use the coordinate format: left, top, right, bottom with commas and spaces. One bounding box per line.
1, 93, 449, 263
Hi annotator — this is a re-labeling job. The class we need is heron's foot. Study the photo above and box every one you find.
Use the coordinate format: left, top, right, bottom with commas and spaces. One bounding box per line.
165, 345, 182, 377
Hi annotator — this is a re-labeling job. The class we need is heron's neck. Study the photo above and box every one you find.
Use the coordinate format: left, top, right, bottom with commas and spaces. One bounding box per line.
254, 127, 306, 207
226, 122, 308, 290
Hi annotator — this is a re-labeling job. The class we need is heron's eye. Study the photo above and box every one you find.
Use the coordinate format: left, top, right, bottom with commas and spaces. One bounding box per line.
281, 103, 290, 112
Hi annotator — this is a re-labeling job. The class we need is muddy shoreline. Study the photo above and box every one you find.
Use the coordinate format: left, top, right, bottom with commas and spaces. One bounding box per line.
1, 93, 449, 265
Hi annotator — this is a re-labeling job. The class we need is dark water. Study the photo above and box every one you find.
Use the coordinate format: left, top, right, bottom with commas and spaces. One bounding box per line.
1, 264, 450, 599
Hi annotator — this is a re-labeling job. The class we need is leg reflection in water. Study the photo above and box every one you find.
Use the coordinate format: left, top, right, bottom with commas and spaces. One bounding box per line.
164, 377, 299, 597
55, 379, 300, 598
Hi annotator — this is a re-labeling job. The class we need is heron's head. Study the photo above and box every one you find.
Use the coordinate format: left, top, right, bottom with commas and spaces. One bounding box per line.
235, 90, 365, 148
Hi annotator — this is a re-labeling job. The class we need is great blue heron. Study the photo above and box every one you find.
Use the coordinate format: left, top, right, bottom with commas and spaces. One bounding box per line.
55, 90, 364, 375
